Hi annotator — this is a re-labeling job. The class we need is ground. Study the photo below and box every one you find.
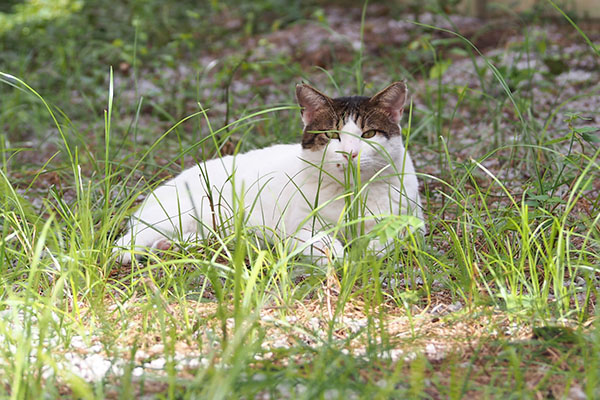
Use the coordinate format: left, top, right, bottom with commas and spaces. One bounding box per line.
0, 1, 599, 398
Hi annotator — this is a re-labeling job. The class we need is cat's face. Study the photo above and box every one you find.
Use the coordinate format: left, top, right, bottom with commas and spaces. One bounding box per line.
296, 82, 408, 180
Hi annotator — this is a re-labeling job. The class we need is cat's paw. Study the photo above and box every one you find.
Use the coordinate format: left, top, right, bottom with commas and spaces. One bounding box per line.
113, 225, 175, 265
311, 236, 344, 266
327, 237, 344, 259
367, 238, 389, 256
113, 235, 133, 265
112, 246, 133, 265
113, 238, 173, 265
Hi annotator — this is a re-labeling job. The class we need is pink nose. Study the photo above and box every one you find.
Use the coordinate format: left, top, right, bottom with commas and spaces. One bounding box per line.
343, 152, 358, 160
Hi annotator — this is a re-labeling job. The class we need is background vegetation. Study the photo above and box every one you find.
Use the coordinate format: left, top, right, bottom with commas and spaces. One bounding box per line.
1, 0, 599, 398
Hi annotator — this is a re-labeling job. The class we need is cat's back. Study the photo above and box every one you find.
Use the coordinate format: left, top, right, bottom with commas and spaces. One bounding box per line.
234, 143, 302, 173
217, 143, 302, 176
176, 143, 303, 188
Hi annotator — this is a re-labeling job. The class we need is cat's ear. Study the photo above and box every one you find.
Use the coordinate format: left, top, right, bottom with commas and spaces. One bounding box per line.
370, 82, 407, 124
296, 83, 332, 126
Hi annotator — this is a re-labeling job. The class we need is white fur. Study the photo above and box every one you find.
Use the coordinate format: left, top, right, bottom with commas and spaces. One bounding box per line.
115, 120, 423, 264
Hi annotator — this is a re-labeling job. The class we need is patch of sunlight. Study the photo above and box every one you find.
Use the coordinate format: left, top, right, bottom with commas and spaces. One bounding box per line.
0, 0, 83, 34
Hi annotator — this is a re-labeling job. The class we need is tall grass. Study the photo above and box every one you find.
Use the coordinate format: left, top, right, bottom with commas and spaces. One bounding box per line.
1, 1, 599, 398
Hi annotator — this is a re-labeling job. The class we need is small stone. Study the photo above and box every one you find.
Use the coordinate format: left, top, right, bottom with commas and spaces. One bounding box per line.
148, 358, 166, 370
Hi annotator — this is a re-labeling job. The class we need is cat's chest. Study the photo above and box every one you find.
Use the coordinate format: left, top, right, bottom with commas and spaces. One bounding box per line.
291, 177, 393, 221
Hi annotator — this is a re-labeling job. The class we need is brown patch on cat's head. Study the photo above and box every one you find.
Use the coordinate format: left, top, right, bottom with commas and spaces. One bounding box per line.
296, 83, 336, 150
296, 82, 408, 150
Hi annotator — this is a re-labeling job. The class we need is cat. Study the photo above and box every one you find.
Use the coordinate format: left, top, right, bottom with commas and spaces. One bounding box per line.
114, 81, 423, 265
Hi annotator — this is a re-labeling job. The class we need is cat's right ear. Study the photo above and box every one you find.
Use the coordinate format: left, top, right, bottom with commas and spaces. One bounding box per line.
369, 81, 407, 124
296, 84, 331, 126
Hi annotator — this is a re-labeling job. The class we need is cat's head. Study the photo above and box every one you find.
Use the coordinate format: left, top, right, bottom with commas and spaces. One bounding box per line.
296, 82, 408, 179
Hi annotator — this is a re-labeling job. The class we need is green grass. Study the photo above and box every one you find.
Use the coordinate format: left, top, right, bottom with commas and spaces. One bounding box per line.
1, 0, 600, 398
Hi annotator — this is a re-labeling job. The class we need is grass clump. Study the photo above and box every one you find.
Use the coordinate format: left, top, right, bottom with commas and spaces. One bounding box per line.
1, 0, 600, 398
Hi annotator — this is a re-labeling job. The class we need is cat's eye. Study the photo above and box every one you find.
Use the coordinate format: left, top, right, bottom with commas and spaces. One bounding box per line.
326, 131, 340, 140
361, 130, 379, 139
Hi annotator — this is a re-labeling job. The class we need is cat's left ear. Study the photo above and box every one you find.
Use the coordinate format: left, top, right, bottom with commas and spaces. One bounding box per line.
369, 82, 407, 124
296, 83, 332, 126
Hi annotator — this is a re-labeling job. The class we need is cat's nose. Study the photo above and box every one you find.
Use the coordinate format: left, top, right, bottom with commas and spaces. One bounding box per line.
343, 152, 358, 160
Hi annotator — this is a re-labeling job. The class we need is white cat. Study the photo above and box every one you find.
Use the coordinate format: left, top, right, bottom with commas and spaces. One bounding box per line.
115, 82, 423, 264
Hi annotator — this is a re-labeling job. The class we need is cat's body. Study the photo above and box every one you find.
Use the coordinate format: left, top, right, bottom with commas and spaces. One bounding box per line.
115, 82, 423, 264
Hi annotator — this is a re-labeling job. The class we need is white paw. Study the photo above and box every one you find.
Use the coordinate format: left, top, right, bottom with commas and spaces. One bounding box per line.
368, 238, 389, 255
310, 235, 344, 265
328, 237, 344, 259
112, 246, 133, 265
152, 238, 172, 251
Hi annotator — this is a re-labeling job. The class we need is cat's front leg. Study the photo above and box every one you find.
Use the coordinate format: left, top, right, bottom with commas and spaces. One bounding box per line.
292, 226, 344, 265
367, 236, 391, 256
113, 220, 174, 265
